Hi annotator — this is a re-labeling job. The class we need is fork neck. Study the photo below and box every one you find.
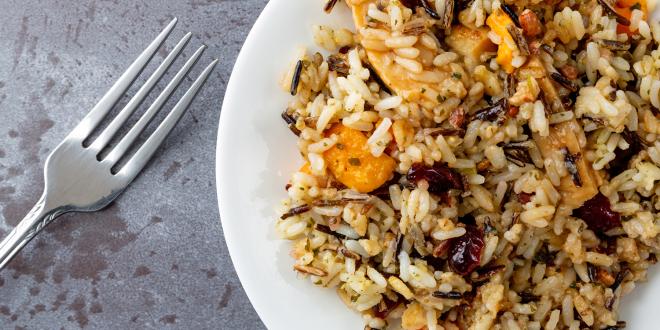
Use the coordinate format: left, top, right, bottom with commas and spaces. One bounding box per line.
0, 194, 63, 270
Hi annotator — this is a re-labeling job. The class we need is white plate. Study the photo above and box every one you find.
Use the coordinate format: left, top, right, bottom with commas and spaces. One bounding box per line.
217, 1, 660, 329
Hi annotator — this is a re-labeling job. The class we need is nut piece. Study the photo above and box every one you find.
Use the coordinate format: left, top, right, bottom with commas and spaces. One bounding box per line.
294, 264, 328, 277
559, 65, 579, 80
449, 107, 466, 129
519, 9, 543, 37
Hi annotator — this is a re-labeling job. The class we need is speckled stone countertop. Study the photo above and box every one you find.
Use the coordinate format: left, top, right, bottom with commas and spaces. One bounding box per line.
0, 0, 266, 328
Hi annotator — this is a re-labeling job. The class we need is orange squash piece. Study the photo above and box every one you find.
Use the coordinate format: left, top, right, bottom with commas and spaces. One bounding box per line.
486, 9, 516, 74
323, 124, 396, 193
614, 0, 647, 36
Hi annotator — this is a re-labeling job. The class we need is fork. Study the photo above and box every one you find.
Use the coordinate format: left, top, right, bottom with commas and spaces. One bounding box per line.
0, 18, 218, 271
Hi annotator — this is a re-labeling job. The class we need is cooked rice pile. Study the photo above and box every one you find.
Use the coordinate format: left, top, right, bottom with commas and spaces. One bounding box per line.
276, 0, 660, 328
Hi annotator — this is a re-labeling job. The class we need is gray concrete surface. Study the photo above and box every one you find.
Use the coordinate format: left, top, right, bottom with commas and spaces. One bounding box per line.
0, 0, 267, 329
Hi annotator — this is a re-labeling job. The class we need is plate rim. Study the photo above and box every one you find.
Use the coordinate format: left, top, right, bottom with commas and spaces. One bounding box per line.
215, 0, 278, 327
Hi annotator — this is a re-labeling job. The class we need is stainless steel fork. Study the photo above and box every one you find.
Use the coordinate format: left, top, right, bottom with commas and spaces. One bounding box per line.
0, 18, 218, 271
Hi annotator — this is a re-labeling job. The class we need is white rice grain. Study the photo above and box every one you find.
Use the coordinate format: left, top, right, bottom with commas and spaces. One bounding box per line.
394, 56, 423, 73
367, 267, 388, 288
530, 100, 549, 137
375, 95, 402, 111
433, 52, 459, 67
367, 4, 390, 23
432, 227, 466, 240
399, 250, 411, 281
544, 309, 560, 330
470, 184, 495, 212
385, 35, 418, 48
394, 47, 421, 59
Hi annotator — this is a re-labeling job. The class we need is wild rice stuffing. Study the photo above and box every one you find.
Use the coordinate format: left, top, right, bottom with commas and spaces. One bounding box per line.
276, 0, 660, 328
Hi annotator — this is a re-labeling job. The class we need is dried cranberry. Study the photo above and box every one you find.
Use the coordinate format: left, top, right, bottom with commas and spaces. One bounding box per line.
608, 130, 643, 176
448, 225, 484, 276
517, 192, 533, 204
573, 193, 621, 232
507, 106, 519, 117
407, 163, 464, 194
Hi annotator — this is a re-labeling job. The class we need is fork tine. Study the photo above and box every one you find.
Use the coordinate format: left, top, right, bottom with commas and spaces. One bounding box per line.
69, 18, 178, 141
89, 32, 193, 154
104, 44, 208, 165
119, 59, 218, 179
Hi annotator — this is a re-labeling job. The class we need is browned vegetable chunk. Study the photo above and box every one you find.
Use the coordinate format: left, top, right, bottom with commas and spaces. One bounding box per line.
350, 1, 448, 103
523, 56, 602, 209
533, 120, 602, 209
445, 25, 497, 60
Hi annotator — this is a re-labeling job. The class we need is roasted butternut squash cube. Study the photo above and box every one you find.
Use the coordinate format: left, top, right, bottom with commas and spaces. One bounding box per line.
323, 124, 396, 193
486, 10, 516, 73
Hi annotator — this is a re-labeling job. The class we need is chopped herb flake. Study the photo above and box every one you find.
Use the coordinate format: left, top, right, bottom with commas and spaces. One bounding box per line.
336, 143, 345, 150
452, 72, 462, 79
631, 2, 641, 9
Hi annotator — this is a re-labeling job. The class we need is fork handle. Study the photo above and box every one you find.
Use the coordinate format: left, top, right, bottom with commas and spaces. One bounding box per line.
0, 195, 61, 271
